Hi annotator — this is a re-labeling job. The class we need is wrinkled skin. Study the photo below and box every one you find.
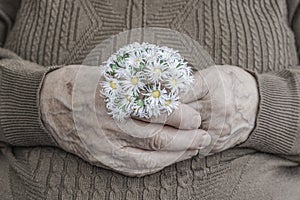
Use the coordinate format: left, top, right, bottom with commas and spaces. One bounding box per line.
40, 65, 211, 177
182, 65, 259, 153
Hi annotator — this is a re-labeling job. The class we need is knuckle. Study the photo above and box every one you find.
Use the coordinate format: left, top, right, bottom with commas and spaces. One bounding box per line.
200, 121, 210, 130
212, 142, 225, 153
191, 114, 201, 128
148, 133, 168, 150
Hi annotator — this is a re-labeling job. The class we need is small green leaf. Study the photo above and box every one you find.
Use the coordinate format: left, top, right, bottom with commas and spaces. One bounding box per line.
140, 62, 145, 70
107, 71, 116, 76
110, 63, 118, 70
117, 55, 123, 63
136, 99, 144, 107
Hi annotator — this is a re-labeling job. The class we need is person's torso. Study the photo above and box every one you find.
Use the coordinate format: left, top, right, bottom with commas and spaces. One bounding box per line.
4, 0, 299, 71
1, 0, 300, 199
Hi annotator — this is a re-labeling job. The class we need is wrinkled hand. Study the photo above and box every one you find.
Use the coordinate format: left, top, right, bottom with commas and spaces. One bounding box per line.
182, 65, 259, 154
40, 65, 211, 177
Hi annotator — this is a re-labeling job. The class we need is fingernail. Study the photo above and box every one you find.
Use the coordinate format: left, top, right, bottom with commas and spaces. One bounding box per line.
202, 133, 211, 147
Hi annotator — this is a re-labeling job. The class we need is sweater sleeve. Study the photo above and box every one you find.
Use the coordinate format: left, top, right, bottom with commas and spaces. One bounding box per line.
0, 51, 60, 147
0, 0, 59, 147
239, 68, 300, 159
239, 0, 300, 160
288, 0, 300, 59
239, 0, 300, 159
0, 0, 20, 46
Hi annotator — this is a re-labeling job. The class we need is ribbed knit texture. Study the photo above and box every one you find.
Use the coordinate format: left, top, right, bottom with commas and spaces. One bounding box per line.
0, 0, 299, 199
292, 1, 300, 59
0, 58, 60, 147
240, 70, 300, 154
4, 0, 299, 70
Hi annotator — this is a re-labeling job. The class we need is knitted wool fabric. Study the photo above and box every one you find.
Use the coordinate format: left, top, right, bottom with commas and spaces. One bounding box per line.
0, 0, 299, 199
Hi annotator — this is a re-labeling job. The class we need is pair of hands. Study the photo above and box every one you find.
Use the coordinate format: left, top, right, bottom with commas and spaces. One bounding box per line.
40, 65, 258, 177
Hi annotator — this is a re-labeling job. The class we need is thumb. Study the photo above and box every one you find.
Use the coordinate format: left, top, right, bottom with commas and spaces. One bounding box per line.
180, 70, 209, 103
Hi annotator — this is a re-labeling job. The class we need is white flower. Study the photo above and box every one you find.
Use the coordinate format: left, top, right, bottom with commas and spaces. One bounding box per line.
120, 71, 146, 95
132, 99, 148, 118
145, 105, 162, 118
144, 83, 167, 107
163, 92, 180, 114
125, 51, 145, 69
145, 59, 169, 83
164, 71, 187, 92
141, 47, 157, 63
100, 42, 194, 121
101, 76, 120, 97
107, 104, 130, 121
119, 91, 136, 110
160, 47, 175, 59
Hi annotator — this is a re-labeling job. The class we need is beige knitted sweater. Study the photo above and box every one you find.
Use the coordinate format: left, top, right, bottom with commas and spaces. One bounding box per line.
0, 0, 300, 199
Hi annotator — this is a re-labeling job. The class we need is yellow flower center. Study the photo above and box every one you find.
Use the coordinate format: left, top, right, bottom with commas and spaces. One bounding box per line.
151, 90, 161, 98
172, 78, 177, 86
153, 68, 162, 74
165, 100, 171, 106
110, 81, 117, 89
134, 59, 141, 66
125, 95, 131, 101
131, 77, 139, 85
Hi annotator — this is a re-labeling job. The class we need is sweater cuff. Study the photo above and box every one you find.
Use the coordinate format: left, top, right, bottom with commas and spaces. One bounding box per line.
0, 128, 6, 143
0, 62, 61, 147
240, 70, 300, 154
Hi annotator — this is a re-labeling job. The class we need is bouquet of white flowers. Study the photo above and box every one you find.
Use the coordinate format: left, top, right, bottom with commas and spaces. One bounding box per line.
100, 42, 194, 121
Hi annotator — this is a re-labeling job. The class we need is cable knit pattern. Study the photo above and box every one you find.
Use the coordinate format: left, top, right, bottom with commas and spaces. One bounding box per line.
230, 0, 245, 67
219, 0, 230, 65
23, 147, 231, 200
5, 0, 298, 71
1, 0, 300, 199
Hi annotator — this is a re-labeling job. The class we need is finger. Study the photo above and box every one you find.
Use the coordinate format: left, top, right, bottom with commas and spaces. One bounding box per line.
102, 117, 211, 151
135, 103, 201, 130
211, 138, 230, 153
180, 70, 209, 104
142, 128, 211, 151
187, 100, 211, 122
175, 149, 199, 163
112, 148, 200, 177
123, 122, 211, 151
